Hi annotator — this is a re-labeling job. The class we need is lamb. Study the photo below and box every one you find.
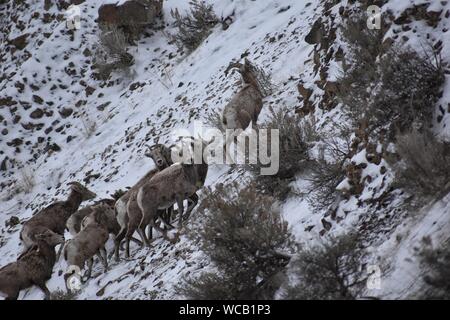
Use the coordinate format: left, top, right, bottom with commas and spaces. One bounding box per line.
136, 138, 209, 241
20, 182, 96, 251
0, 230, 65, 300
63, 210, 110, 282
222, 59, 264, 156
66, 190, 125, 237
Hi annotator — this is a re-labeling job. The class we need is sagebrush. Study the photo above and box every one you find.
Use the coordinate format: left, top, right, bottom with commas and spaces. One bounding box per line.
338, 11, 444, 139
417, 238, 450, 299
389, 129, 450, 202
305, 124, 351, 212
178, 182, 294, 299
247, 106, 310, 200
170, 0, 218, 52
94, 26, 134, 80
284, 233, 366, 300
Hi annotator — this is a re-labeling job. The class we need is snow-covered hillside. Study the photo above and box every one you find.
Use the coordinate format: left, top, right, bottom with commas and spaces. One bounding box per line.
0, 0, 449, 300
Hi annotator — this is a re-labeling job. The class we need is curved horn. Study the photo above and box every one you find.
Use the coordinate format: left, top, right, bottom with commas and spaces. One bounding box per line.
225, 61, 243, 76
67, 181, 82, 187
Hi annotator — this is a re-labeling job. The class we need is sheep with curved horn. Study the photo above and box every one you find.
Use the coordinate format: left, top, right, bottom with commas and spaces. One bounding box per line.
221, 59, 264, 160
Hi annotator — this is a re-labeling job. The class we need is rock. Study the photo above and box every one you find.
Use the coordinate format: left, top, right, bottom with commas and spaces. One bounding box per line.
45, 143, 61, 153
7, 138, 23, 147
15, 81, 25, 93
5, 216, 20, 228
59, 107, 73, 118
82, 48, 91, 57
30, 108, 44, 119
85, 86, 95, 96
44, 0, 53, 10
321, 218, 332, 231
1, 128, 8, 135
0, 97, 17, 106
0, 157, 8, 171
12, 115, 21, 124
9, 33, 29, 50
32, 95, 44, 104
97, 0, 163, 35
305, 19, 324, 45
96, 102, 111, 111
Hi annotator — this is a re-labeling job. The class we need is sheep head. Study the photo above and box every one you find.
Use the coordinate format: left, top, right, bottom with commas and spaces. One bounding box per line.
145, 144, 172, 170
35, 230, 65, 247
68, 182, 97, 200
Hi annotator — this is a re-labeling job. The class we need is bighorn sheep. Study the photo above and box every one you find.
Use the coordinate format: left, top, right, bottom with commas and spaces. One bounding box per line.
0, 230, 64, 300
136, 138, 208, 241
114, 143, 173, 260
20, 182, 96, 251
222, 59, 264, 156
66, 190, 125, 236
63, 210, 110, 282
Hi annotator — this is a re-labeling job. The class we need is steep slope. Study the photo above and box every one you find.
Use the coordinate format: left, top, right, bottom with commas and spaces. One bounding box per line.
0, 0, 449, 300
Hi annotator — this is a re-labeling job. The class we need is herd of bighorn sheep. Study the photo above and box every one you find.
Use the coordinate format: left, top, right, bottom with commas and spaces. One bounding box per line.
0, 58, 266, 300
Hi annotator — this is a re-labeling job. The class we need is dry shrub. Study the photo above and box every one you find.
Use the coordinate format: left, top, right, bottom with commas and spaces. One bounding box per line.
417, 237, 450, 299
284, 233, 366, 300
204, 109, 224, 133
19, 168, 35, 194
247, 106, 310, 200
338, 11, 444, 139
94, 26, 134, 80
178, 182, 294, 299
306, 125, 351, 212
389, 129, 450, 202
170, 0, 218, 52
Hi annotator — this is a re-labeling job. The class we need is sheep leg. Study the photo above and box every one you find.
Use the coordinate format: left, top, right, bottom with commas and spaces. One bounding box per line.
55, 243, 64, 261
146, 217, 167, 238
35, 281, 51, 300
5, 294, 19, 300
97, 248, 108, 272
4, 289, 19, 300
223, 132, 236, 164
114, 226, 127, 262
176, 197, 185, 228
129, 220, 148, 248
184, 193, 199, 221
166, 207, 173, 225
83, 258, 93, 280
137, 226, 151, 247
159, 209, 175, 230
147, 224, 153, 240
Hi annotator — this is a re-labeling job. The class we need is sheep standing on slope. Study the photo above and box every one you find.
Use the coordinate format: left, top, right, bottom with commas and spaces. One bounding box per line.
0, 230, 65, 300
222, 59, 265, 159
222, 59, 264, 130
114, 143, 176, 260
63, 210, 109, 283
136, 138, 209, 241
21, 182, 96, 252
